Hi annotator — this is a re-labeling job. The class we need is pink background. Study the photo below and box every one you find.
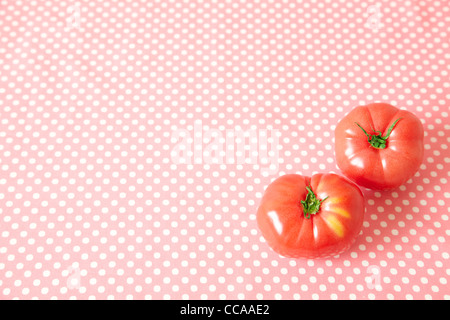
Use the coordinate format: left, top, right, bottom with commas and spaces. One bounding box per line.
1, 0, 449, 300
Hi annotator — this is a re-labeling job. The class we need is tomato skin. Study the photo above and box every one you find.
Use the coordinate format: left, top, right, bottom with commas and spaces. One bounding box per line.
335, 103, 424, 190
257, 173, 365, 259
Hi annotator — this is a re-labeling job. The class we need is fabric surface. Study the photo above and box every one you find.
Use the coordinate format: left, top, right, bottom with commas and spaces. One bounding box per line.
0, 0, 449, 299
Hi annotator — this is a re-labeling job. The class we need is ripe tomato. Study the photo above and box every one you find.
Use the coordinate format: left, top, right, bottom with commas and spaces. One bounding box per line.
334, 103, 424, 190
257, 173, 365, 259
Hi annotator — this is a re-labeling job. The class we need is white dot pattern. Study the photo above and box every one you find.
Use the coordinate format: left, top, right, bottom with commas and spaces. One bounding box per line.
0, 0, 449, 300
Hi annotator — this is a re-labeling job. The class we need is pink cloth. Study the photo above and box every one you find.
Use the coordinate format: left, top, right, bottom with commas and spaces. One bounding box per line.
0, 0, 449, 300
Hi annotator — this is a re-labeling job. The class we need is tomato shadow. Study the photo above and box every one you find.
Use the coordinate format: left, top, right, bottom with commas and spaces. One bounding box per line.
335, 185, 412, 261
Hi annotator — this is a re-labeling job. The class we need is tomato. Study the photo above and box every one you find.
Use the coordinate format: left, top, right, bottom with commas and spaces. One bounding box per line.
334, 103, 424, 190
257, 173, 365, 259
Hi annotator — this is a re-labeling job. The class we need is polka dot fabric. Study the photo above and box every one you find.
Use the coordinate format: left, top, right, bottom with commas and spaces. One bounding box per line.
0, 0, 449, 300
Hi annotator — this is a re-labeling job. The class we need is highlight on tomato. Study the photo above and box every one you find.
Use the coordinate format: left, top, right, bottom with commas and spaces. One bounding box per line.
334, 102, 424, 190
257, 173, 365, 259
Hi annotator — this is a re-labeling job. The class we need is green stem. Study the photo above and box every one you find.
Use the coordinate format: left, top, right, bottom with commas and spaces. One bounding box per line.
382, 118, 402, 139
355, 118, 402, 149
301, 186, 328, 219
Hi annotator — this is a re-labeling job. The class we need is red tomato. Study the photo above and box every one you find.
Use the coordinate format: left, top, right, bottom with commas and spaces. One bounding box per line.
257, 173, 365, 259
335, 103, 424, 190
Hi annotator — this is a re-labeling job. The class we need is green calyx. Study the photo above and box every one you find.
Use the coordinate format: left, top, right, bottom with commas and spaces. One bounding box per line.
301, 186, 328, 219
355, 118, 402, 149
